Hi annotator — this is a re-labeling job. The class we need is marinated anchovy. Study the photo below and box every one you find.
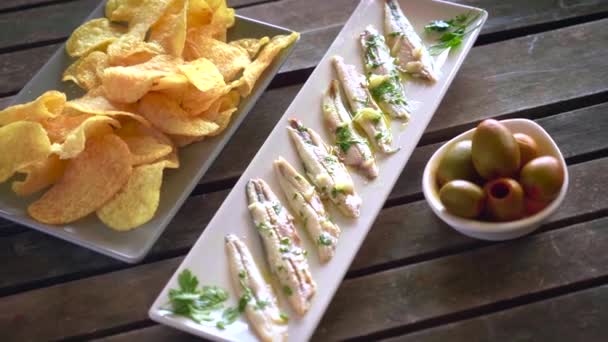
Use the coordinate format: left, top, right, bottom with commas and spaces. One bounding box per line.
225, 234, 288, 342
332, 56, 397, 154
246, 179, 316, 316
274, 158, 341, 263
287, 119, 362, 218
360, 25, 412, 120
385, 0, 438, 82
322, 80, 378, 179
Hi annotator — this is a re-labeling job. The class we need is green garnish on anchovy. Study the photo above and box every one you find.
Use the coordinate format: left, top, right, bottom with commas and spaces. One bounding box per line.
425, 12, 481, 55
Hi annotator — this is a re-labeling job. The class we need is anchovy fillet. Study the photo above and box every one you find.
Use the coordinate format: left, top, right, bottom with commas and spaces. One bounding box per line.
360, 25, 412, 120
274, 157, 341, 263
246, 179, 316, 316
225, 234, 288, 342
385, 0, 438, 82
287, 118, 362, 218
322, 80, 378, 179
332, 55, 397, 154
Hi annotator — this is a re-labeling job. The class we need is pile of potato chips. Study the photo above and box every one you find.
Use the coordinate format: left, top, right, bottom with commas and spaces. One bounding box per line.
0, 0, 298, 231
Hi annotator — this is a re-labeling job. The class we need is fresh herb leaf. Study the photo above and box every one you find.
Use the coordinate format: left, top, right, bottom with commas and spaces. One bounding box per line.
425, 12, 481, 55
335, 126, 363, 153
280, 237, 290, 245
255, 300, 270, 310
177, 269, 199, 293
283, 286, 293, 296
272, 202, 282, 215
280, 313, 289, 323
318, 233, 333, 246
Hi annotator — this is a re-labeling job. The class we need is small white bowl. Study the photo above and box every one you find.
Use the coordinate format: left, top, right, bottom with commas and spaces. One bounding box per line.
422, 119, 569, 241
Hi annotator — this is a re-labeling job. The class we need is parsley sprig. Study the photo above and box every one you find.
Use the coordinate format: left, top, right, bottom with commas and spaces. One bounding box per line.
425, 12, 481, 55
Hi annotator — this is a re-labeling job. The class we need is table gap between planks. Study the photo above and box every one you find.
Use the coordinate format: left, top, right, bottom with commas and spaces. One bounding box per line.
1, 0, 607, 341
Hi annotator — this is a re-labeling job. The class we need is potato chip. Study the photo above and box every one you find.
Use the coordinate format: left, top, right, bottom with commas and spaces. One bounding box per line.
42, 114, 92, 143
97, 160, 167, 231
178, 58, 225, 93
236, 32, 299, 96
170, 134, 204, 147
150, 0, 187, 57
28, 134, 132, 225
187, 0, 213, 28
51, 116, 120, 159
150, 73, 189, 91
62, 51, 109, 90
61, 92, 150, 127
163, 148, 180, 168
12, 155, 67, 197
183, 37, 250, 82
66, 18, 127, 57
138, 92, 219, 136
107, 35, 164, 66
116, 120, 173, 165
102, 55, 181, 103
179, 84, 226, 115
0, 122, 51, 183
207, 107, 237, 136
116, 0, 174, 39
0, 91, 65, 126
229, 37, 270, 59
209, 0, 235, 41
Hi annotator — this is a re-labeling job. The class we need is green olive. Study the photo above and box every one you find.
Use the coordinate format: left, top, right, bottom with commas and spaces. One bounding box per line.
439, 180, 485, 219
472, 119, 521, 180
514, 133, 539, 168
436, 140, 479, 186
484, 178, 525, 221
520, 156, 564, 202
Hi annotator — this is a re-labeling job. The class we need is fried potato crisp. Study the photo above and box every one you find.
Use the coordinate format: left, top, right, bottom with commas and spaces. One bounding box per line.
111, 0, 173, 39
66, 18, 127, 57
138, 92, 219, 136
97, 160, 167, 231
229, 37, 270, 59
0, 122, 52, 183
62, 92, 150, 127
28, 134, 132, 225
236, 32, 299, 96
51, 116, 120, 160
102, 55, 181, 103
0, 91, 65, 126
150, 0, 187, 56
12, 155, 67, 197
42, 114, 92, 143
107, 35, 164, 66
63, 51, 109, 91
183, 37, 250, 82
116, 120, 173, 165
178, 58, 225, 93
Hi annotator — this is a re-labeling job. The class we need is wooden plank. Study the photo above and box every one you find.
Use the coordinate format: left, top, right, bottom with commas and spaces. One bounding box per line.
2, 210, 608, 341
314, 215, 608, 340
384, 284, 608, 342
95, 284, 608, 342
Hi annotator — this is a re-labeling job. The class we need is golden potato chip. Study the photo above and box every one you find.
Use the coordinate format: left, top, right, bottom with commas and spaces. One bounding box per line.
229, 37, 270, 59
207, 107, 237, 136
187, 0, 212, 28
51, 116, 120, 159
178, 58, 225, 93
209, 0, 235, 41
107, 35, 164, 66
138, 92, 219, 136
236, 32, 299, 96
116, 119, 173, 165
62, 92, 150, 127
170, 134, 204, 147
0, 121, 51, 183
113, 0, 173, 39
163, 148, 180, 168
150, 0, 187, 57
150, 73, 189, 91
97, 160, 167, 231
0, 91, 65, 126
102, 55, 181, 103
62, 51, 109, 90
28, 134, 132, 225
42, 114, 92, 143
218, 89, 240, 111
66, 18, 127, 57
12, 155, 67, 197
179, 84, 228, 116
183, 37, 250, 82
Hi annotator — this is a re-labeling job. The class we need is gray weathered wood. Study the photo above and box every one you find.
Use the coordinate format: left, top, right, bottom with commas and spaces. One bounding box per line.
94, 324, 201, 342
2, 212, 607, 341
384, 284, 608, 342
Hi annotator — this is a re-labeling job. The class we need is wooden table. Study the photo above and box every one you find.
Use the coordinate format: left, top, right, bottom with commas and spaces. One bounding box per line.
1, 0, 608, 340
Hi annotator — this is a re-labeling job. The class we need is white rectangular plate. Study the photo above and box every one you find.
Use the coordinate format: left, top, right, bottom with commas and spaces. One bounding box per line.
150, 0, 487, 340
0, 2, 298, 263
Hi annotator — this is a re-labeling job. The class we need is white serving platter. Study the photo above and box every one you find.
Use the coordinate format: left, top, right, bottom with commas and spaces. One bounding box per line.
0, 3, 298, 263
149, 0, 487, 340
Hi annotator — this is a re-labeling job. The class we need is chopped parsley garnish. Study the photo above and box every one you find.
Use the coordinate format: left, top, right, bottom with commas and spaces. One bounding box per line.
280, 313, 289, 323
256, 222, 270, 233
370, 78, 406, 106
272, 202, 282, 215
425, 12, 481, 55
375, 132, 384, 141
280, 237, 290, 245
283, 286, 293, 296
255, 300, 270, 310
388, 31, 402, 37
331, 186, 346, 198
335, 126, 362, 153
318, 233, 333, 246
